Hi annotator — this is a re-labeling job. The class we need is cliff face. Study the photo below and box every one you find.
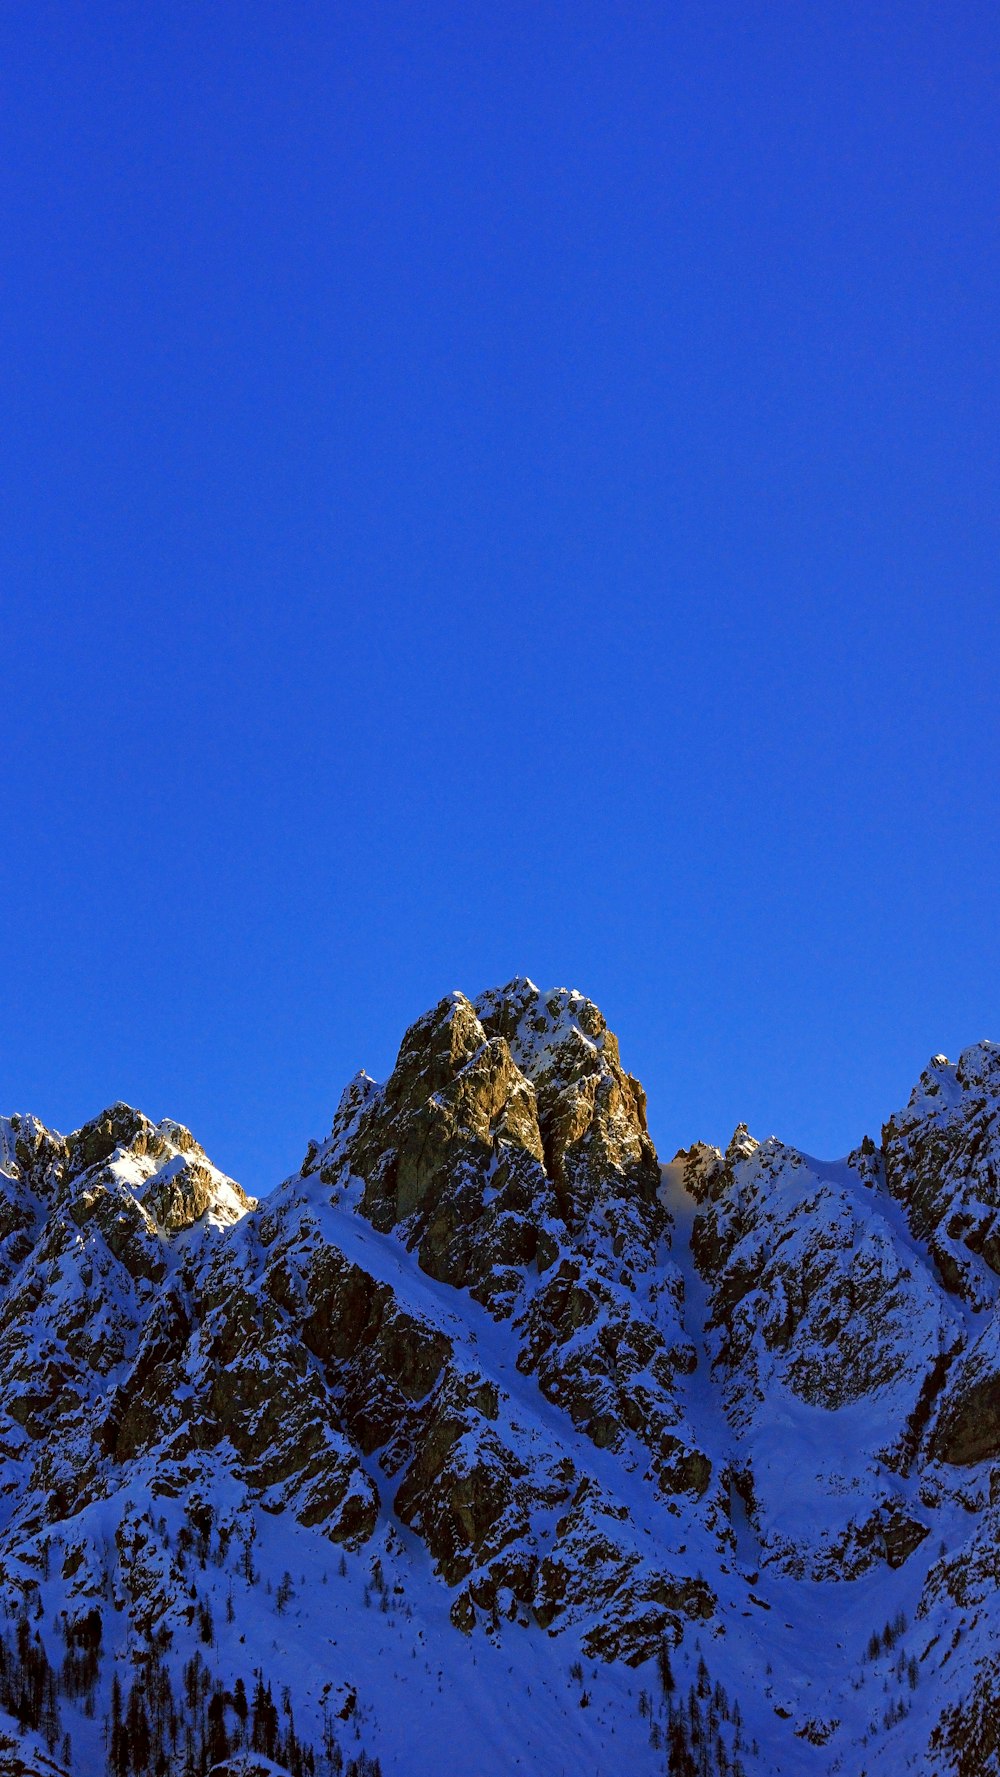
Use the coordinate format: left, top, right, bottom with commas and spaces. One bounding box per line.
1, 984, 999, 1775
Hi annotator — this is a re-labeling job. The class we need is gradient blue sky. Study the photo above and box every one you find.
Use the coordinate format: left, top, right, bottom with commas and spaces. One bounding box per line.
3, 2, 998, 1193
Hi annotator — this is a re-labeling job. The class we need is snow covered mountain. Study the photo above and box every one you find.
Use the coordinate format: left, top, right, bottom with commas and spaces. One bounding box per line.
2, 981, 1000, 1775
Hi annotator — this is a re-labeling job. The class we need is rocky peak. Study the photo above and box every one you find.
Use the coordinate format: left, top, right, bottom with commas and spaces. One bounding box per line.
883, 1039, 1000, 1305
379, 992, 491, 1125
302, 984, 704, 1526
59, 1106, 255, 1244
0, 1113, 66, 1190
0, 1103, 253, 1339
330, 980, 660, 1244
339, 989, 543, 1243
65, 1102, 165, 1176
472, 977, 659, 1219
724, 1122, 759, 1167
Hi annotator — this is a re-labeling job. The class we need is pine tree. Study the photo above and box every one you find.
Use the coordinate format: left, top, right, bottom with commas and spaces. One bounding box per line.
126, 1676, 152, 1774
251, 1671, 279, 1759
233, 1674, 249, 1744
206, 1686, 230, 1766
110, 1673, 128, 1777
667, 1704, 698, 1777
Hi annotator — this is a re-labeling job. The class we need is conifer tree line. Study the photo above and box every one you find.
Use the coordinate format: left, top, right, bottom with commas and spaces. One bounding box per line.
0, 1599, 384, 1777
638, 1641, 755, 1777
0, 1607, 62, 1756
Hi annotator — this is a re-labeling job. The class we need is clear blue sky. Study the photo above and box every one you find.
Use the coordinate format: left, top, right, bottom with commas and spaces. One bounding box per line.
3, 2, 998, 1193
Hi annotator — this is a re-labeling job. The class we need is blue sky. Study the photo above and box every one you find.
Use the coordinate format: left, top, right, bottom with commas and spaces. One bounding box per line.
3, 2, 998, 1193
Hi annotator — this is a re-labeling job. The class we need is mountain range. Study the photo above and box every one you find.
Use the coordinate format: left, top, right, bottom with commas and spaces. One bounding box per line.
1, 978, 999, 1776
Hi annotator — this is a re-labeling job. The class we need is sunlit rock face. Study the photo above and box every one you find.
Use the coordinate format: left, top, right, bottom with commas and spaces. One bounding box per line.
1, 999, 1000, 1776
303, 979, 708, 1650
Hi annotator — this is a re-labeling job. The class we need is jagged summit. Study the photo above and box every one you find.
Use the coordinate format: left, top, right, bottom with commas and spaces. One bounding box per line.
882, 1037, 1000, 1308
0, 1100, 253, 1250
2, 992, 1000, 1774
312, 978, 659, 1233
